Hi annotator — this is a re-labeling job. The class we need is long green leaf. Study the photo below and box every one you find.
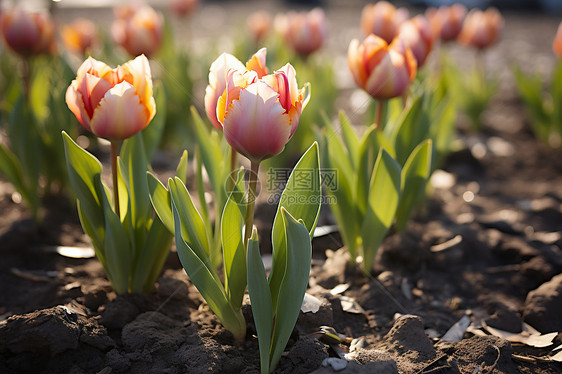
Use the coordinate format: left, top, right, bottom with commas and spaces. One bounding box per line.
172, 198, 246, 341
269, 210, 312, 372
360, 149, 401, 273
169, 177, 216, 277
147, 172, 174, 233
141, 82, 166, 161
395, 140, 433, 232
246, 229, 272, 374
221, 169, 247, 310
269, 143, 320, 311
62, 132, 105, 247
338, 111, 360, 170
101, 186, 131, 294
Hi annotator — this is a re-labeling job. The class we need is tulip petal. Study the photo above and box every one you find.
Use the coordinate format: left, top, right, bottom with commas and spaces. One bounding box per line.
66, 81, 92, 132
245, 47, 268, 78
223, 81, 291, 162
120, 55, 154, 112
89, 81, 149, 140
204, 53, 245, 129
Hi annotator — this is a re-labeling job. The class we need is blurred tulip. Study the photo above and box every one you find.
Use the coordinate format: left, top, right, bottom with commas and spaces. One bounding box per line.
215, 53, 310, 162
170, 0, 198, 17
398, 15, 433, 67
112, 5, 163, 58
204, 49, 268, 131
275, 8, 327, 57
0, 7, 56, 56
348, 34, 417, 100
247, 11, 271, 43
553, 22, 562, 58
425, 4, 467, 42
360, 1, 409, 44
458, 8, 503, 50
61, 18, 97, 56
66, 55, 156, 140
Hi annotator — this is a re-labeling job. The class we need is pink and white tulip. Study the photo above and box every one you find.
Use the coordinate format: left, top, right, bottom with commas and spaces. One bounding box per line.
458, 8, 503, 50
0, 7, 56, 56
425, 4, 467, 42
275, 8, 327, 57
398, 15, 434, 67
112, 5, 163, 58
348, 34, 417, 100
66, 55, 156, 141
360, 1, 409, 44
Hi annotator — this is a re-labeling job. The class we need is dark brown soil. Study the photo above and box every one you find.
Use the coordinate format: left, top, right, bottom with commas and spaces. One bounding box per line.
2, 3, 562, 374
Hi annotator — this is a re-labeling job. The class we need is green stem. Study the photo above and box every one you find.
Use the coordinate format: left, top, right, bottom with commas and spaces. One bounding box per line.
21, 58, 31, 103
111, 141, 121, 220
228, 146, 237, 192
244, 160, 260, 247
375, 99, 386, 131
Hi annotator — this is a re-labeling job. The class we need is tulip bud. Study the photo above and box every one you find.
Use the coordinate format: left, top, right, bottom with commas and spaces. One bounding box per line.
425, 4, 467, 42
553, 22, 562, 58
204, 49, 268, 130
61, 18, 97, 56
112, 5, 163, 58
275, 8, 327, 57
66, 55, 156, 141
398, 15, 434, 67
214, 50, 310, 162
360, 1, 409, 44
170, 0, 199, 17
0, 7, 56, 56
348, 34, 417, 100
247, 11, 271, 43
458, 8, 503, 50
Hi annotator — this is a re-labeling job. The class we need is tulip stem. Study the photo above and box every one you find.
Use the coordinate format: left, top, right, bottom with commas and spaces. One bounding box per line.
228, 147, 238, 192
244, 161, 260, 247
111, 141, 121, 220
375, 100, 386, 131
21, 58, 31, 102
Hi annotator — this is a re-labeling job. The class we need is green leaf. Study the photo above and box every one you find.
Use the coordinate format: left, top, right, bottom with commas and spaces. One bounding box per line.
101, 184, 131, 294
269, 143, 321, 310
172, 198, 246, 341
338, 111, 360, 170
356, 127, 382, 218
0, 143, 36, 211
221, 168, 247, 310
360, 149, 401, 273
62, 132, 105, 246
246, 229, 272, 374
389, 95, 426, 165
395, 140, 433, 232
176, 150, 188, 185
147, 172, 174, 233
169, 177, 214, 272
131, 216, 173, 292
269, 209, 312, 372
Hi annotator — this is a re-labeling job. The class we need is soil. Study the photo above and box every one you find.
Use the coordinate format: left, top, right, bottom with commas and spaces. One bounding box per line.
2, 3, 562, 374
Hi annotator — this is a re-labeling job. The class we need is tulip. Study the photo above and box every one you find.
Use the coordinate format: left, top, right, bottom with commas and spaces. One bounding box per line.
360, 1, 409, 44
204, 49, 268, 131
348, 34, 417, 101
458, 8, 503, 50
112, 5, 163, 58
61, 18, 97, 56
218, 62, 309, 163
275, 8, 327, 57
65, 55, 156, 141
398, 15, 434, 67
553, 22, 562, 58
0, 7, 56, 56
170, 0, 199, 17
247, 11, 271, 43
425, 4, 467, 42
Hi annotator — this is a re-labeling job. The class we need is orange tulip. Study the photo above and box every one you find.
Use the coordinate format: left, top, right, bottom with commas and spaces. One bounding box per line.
66, 55, 156, 141
348, 34, 417, 100
425, 4, 467, 42
204, 49, 268, 131
170, 0, 199, 17
215, 52, 310, 162
247, 11, 271, 43
398, 15, 434, 67
553, 22, 562, 58
360, 1, 409, 44
61, 18, 97, 56
112, 5, 163, 58
275, 8, 327, 57
458, 8, 503, 50
0, 7, 56, 56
